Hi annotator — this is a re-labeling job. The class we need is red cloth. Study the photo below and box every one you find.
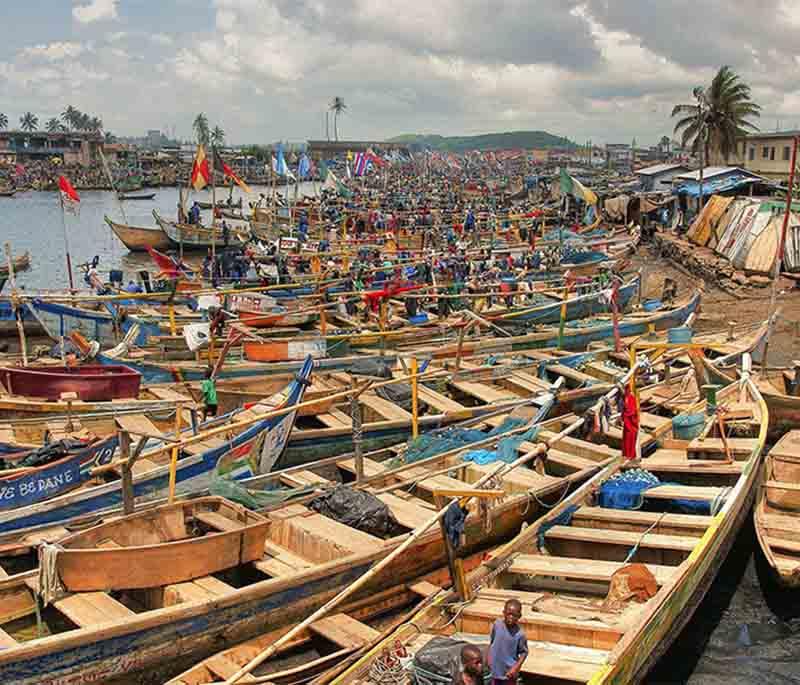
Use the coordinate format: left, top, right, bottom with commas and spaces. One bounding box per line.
363, 283, 423, 311
621, 387, 640, 461
58, 175, 80, 203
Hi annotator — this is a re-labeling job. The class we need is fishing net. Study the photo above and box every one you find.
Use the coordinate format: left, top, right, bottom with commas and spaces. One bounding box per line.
598, 469, 713, 514
209, 472, 316, 510
310, 485, 403, 537
403, 417, 528, 464
461, 426, 542, 465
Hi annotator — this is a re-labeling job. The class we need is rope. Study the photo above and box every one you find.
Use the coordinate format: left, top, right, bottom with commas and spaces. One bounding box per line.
37, 542, 65, 606
624, 512, 667, 563
711, 487, 731, 516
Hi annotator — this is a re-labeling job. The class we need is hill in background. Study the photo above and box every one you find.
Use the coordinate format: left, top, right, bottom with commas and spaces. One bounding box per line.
388, 130, 576, 152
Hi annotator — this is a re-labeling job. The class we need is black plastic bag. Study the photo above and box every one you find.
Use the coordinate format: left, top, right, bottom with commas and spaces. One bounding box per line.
412, 637, 472, 684
309, 485, 403, 537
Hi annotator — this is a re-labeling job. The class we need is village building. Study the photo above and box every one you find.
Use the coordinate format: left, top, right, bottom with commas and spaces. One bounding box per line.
635, 163, 690, 191
0, 130, 104, 167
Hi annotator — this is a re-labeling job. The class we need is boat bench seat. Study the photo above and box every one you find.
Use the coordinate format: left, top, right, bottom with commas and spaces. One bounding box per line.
642, 484, 726, 502
163, 575, 236, 606
537, 431, 618, 461
376, 493, 433, 529
252, 540, 313, 578
465, 462, 560, 494
54, 591, 136, 627
765, 536, 800, 554
509, 554, 676, 585
687, 438, 758, 456
316, 412, 351, 429
415, 474, 471, 497
572, 507, 712, 535
460, 594, 625, 650
451, 381, 517, 404
194, 510, 244, 532
338, 457, 387, 478
544, 525, 698, 553
272, 513, 386, 564
279, 470, 330, 488
544, 448, 597, 472
309, 613, 380, 649
359, 395, 412, 422
0, 626, 17, 649
416, 386, 467, 413
759, 512, 800, 537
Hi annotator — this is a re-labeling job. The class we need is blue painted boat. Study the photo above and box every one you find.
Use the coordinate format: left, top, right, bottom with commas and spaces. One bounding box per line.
0, 357, 314, 534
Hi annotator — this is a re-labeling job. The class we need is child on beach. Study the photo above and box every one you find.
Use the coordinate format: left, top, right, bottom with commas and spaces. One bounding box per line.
488, 598, 528, 685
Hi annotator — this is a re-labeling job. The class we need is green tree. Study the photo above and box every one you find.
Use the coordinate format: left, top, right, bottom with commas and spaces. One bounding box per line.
19, 112, 38, 132
0, 113, 7, 130
672, 65, 761, 163
193, 113, 210, 146
88, 116, 103, 133
46, 117, 62, 133
329, 97, 346, 142
211, 125, 225, 148
61, 105, 80, 131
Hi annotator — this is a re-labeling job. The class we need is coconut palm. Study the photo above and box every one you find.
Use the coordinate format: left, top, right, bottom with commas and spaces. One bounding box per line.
19, 113, 38, 132
46, 117, 62, 133
88, 116, 103, 133
61, 105, 80, 131
0, 113, 7, 130
193, 113, 210, 146
329, 97, 346, 142
211, 125, 225, 148
672, 65, 761, 164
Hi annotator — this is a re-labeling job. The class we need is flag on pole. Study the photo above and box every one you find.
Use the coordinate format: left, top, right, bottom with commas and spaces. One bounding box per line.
559, 168, 598, 205
273, 144, 289, 176
320, 163, 353, 198
58, 175, 80, 214
297, 153, 311, 179
353, 152, 369, 177
191, 144, 211, 191
213, 147, 251, 194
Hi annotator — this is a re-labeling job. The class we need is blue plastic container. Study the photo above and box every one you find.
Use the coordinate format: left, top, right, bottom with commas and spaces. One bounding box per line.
642, 299, 663, 312
667, 326, 693, 344
672, 413, 705, 440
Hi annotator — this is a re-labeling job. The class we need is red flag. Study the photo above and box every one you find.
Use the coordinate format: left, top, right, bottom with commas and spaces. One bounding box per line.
213, 148, 252, 194
191, 144, 211, 191
58, 175, 80, 214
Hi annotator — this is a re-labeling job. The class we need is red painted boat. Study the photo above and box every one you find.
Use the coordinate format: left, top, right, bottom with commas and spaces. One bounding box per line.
0, 364, 142, 401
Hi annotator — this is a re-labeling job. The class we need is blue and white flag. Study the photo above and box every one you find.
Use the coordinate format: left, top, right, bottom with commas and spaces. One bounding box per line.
272, 144, 294, 178
297, 153, 311, 179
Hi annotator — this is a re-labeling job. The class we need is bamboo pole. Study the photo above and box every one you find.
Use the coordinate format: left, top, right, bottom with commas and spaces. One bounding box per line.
411, 356, 419, 439
168, 402, 182, 503
5, 243, 27, 366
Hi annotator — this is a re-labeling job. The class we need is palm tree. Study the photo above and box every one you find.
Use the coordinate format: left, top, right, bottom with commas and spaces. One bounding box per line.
211, 125, 225, 148
329, 97, 346, 142
0, 113, 7, 130
88, 117, 103, 133
19, 113, 38, 132
104, 131, 117, 144
193, 113, 210, 146
76, 113, 91, 131
61, 105, 80, 131
46, 117, 61, 133
672, 65, 761, 164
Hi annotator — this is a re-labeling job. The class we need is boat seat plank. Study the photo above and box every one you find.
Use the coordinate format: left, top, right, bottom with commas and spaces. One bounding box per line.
545, 363, 600, 385
409, 580, 442, 598
0, 627, 17, 649
184, 436, 230, 456
765, 480, 800, 492
765, 536, 800, 554
545, 525, 697, 552
573, 507, 712, 532
115, 415, 165, 440
338, 457, 387, 478
521, 645, 604, 682
537, 431, 618, 461
687, 438, 758, 455
415, 474, 471, 496
451, 381, 517, 404
465, 462, 559, 494
316, 413, 351, 429
279, 470, 331, 488
509, 554, 675, 585
204, 654, 257, 682
55, 592, 135, 627
376, 493, 433, 529
309, 613, 380, 649
416, 386, 467, 413
642, 484, 725, 502
760, 512, 800, 535
163, 575, 236, 606
146, 387, 194, 403
262, 540, 313, 570
359, 395, 412, 421
194, 510, 244, 532
545, 449, 596, 472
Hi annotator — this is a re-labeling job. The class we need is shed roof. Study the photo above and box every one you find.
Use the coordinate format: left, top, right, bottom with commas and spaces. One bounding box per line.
635, 163, 689, 177
674, 166, 763, 181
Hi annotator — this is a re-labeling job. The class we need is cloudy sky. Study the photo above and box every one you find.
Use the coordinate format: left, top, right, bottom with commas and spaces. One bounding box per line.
2, 0, 800, 145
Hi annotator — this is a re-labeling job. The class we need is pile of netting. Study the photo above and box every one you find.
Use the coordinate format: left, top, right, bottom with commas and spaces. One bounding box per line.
210, 472, 316, 510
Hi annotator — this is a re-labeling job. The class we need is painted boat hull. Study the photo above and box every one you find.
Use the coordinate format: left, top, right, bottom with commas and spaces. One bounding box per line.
105, 216, 171, 251
0, 364, 141, 401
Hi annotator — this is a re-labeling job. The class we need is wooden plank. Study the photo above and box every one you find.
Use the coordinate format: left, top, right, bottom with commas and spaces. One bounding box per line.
416, 386, 466, 413
544, 525, 698, 552
451, 380, 516, 403
642, 484, 725, 502
309, 613, 380, 649
521, 645, 605, 682
572, 507, 712, 532
115, 414, 165, 439
338, 457, 387, 478
280, 470, 331, 488
316, 413, 350, 429
194, 510, 244, 532
55, 592, 135, 627
205, 654, 257, 682
765, 536, 800, 554
359, 394, 412, 421
509, 554, 676, 585
0, 627, 17, 649
376, 493, 433, 530
687, 437, 758, 455
409, 580, 441, 598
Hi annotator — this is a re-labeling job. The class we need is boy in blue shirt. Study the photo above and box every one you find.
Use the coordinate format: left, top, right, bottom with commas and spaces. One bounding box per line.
488, 598, 528, 684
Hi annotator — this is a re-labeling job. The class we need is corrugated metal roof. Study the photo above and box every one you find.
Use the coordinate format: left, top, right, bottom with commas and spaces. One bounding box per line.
635, 163, 689, 176
674, 166, 763, 181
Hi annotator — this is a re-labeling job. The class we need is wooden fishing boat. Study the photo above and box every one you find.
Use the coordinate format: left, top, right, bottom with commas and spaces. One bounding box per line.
0, 357, 313, 534
332, 369, 767, 685
0, 364, 142, 401
153, 209, 245, 250
53, 497, 270, 592
0, 395, 609, 684
0, 189, 17, 198
0, 252, 30, 277
754, 430, 800, 587
104, 215, 172, 251
0, 277, 5, 294
198, 197, 243, 210
118, 192, 157, 201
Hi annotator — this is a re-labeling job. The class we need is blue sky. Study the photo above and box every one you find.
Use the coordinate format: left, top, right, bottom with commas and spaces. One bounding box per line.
1, 1, 799, 145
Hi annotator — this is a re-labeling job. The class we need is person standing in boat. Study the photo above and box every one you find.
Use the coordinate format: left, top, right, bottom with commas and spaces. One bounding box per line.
488, 599, 527, 684
201, 368, 218, 419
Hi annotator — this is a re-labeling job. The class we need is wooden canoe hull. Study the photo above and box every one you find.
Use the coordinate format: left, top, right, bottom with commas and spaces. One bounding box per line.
105, 216, 171, 251
239, 308, 318, 328
0, 490, 563, 685
243, 338, 327, 362
0, 364, 142, 402
56, 498, 270, 592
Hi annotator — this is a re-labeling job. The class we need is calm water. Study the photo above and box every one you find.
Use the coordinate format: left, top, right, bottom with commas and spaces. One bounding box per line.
0, 183, 313, 291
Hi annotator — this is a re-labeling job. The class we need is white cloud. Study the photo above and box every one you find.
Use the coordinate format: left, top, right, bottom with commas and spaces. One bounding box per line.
20, 42, 86, 62
150, 34, 175, 46
72, 0, 118, 24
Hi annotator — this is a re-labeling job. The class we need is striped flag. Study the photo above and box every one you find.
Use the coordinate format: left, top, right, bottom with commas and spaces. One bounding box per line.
191, 144, 211, 191
213, 147, 251, 194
